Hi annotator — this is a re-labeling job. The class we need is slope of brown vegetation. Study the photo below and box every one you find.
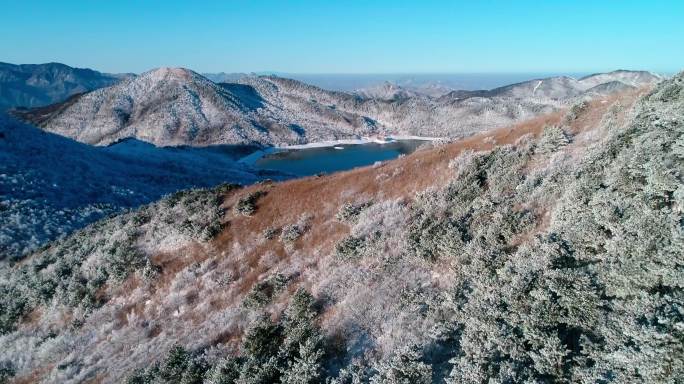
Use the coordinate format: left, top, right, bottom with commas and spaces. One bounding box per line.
130, 87, 647, 332
214, 86, 646, 275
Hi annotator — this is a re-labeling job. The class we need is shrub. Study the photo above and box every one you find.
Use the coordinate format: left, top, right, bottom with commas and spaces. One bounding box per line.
336, 201, 373, 223
280, 224, 304, 244
127, 345, 209, 384
329, 359, 373, 384
370, 344, 431, 384
243, 315, 284, 359
235, 191, 267, 217
263, 227, 280, 240
127, 289, 325, 384
334, 236, 366, 261
279, 289, 324, 384
565, 99, 589, 122
0, 360, 14, 384
141, 258, 162, 281
199, 220, 224, 241
106, 240, 145, 282
656, 82, 681, 102
204, 357, 241, 384
131, 211, 151, 226
0, 285, 28, 334
280, 214, 312, 246
281, 337, 324, 384
242, 273, 289, 309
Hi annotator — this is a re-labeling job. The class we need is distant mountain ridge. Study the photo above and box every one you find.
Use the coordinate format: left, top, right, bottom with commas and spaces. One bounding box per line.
435, 70, 663, 100
202, 72, 250, 83
0, 62, 132, 110
13, 66, 662, 147
353, 81, 421, 100
354, 70, 663, 100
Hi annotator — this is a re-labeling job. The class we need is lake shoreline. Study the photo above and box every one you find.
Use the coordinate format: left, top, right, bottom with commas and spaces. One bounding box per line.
239, 135, 441, 164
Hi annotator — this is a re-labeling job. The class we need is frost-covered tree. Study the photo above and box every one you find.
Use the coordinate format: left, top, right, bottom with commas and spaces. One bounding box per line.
0, 361, 14, 384
328, 359, 373, 384
279, 289, 325, 383
204, 357, 240, 384
282, 337, 325, 384
536, 125, 571, 154
370, 345, 431, 384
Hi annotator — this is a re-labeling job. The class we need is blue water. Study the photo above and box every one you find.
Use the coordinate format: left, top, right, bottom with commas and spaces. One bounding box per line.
252, 140, 427, 176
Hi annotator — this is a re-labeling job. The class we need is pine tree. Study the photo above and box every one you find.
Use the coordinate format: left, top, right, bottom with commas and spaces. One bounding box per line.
370, 345, 431, 384
536, 125, 571, 154
204, 357, 240, 384
280, 289, 325, 383
329, 359, 372, 384
282, 337, 324, 384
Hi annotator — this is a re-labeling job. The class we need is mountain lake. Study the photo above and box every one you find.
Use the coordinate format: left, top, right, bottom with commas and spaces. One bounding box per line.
246, 139, 430, 177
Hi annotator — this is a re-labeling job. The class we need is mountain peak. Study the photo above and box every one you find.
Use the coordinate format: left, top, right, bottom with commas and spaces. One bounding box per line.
141, 67, 199, 82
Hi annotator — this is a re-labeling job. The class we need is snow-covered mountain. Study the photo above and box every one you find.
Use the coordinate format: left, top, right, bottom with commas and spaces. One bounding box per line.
0, 62, 131, 110
15, 67, 281, 146
0, 114, 283, 260
13, 68, 380, 146
439, 70, 662, 100
353, 81, 420, 100
14, 68, 662, 147
578, 69, 662, 88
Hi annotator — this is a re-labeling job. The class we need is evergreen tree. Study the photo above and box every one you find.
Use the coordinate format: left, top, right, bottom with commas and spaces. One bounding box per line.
370, 345, 431, 384
536, 125, 571, 154
204, 357, 240, 384
282, 337, 325, 384
280, 289, 325, 383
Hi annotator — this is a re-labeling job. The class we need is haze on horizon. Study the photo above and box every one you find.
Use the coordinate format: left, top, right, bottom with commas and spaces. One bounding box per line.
0, 0, 682, 75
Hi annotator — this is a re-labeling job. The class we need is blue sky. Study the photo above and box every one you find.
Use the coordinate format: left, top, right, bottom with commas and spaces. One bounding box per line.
0, 0, 681, 74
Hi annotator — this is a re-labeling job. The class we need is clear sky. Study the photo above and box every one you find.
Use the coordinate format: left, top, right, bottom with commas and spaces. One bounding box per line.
0, 0, 681, 74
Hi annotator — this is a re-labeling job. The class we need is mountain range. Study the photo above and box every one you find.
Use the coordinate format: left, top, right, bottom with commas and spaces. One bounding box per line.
0, 62, 132, 111
0, 63, 664, 259
12, 67, 662, 147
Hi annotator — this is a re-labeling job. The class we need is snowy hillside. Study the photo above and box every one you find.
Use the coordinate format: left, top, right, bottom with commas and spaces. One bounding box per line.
439, 70, 663, 100
578, 69, 663, 88
0, 114, 283, 260
353, 81, 420, 100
